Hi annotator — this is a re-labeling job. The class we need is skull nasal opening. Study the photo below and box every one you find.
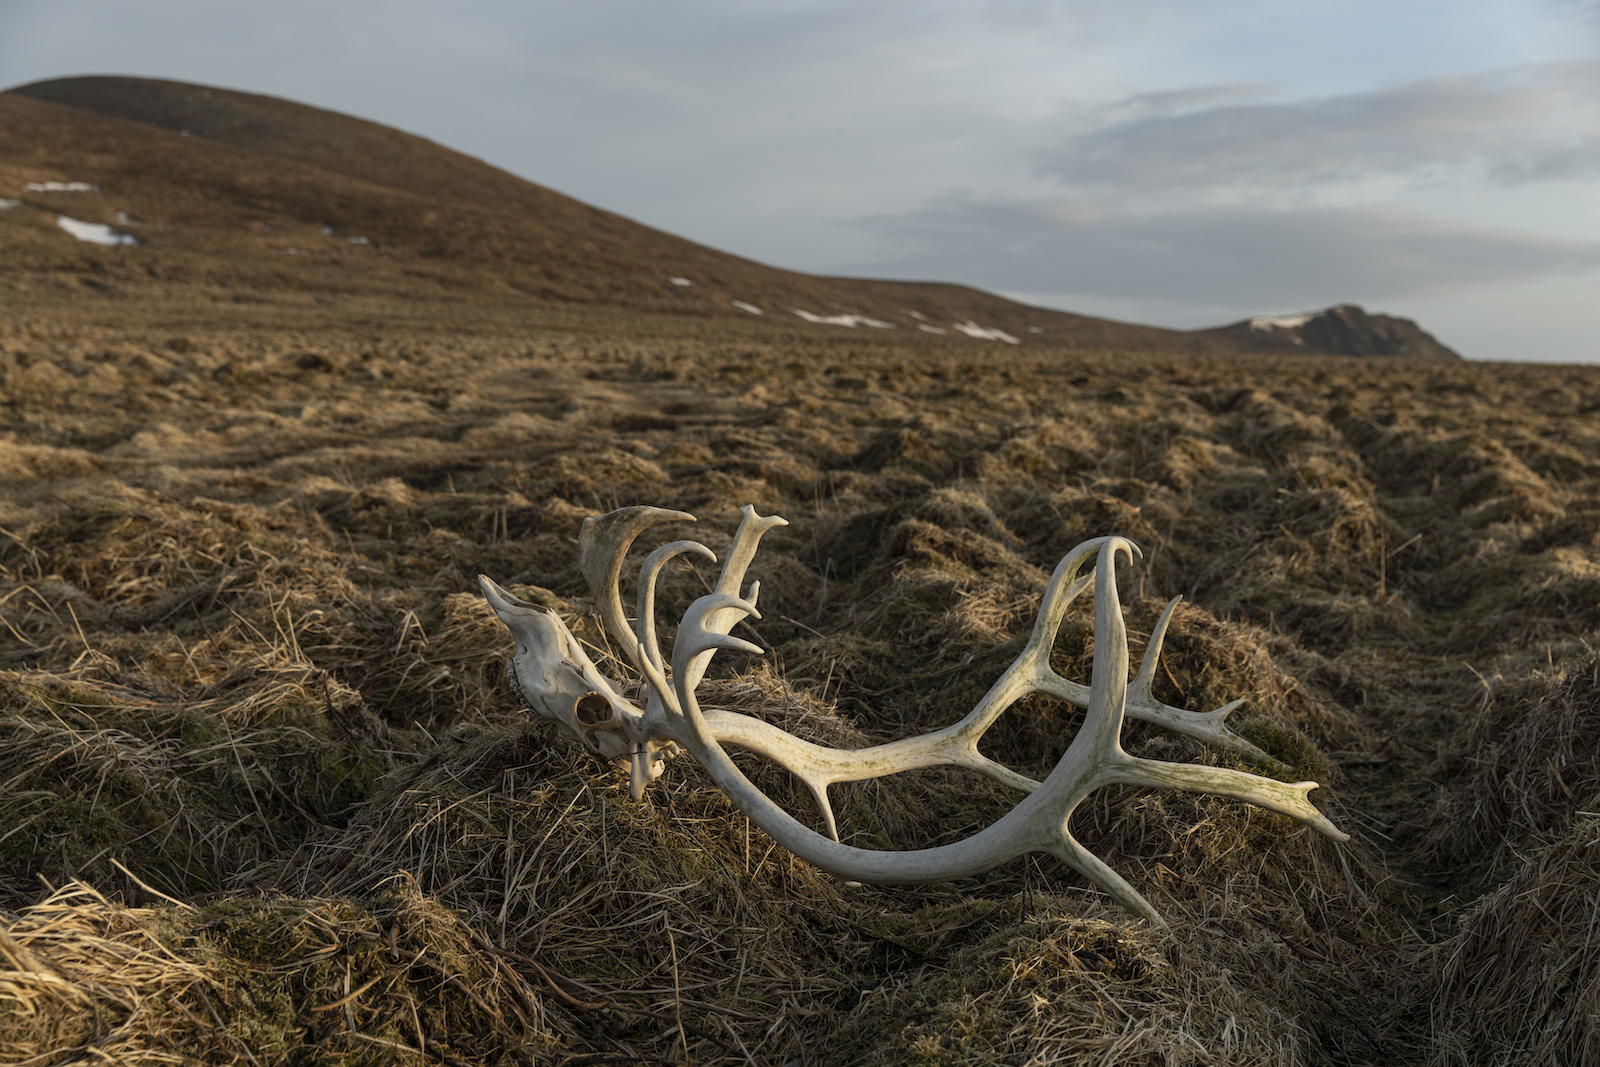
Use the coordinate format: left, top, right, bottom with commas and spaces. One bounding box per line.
573, 692, 614, 728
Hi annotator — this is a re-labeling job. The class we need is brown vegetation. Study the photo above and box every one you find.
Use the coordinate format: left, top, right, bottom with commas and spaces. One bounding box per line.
3, 306, 1597, 1064
3, 76, 1598, 1067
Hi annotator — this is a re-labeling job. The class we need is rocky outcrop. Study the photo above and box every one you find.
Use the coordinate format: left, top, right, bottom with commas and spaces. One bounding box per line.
1202, 304, 1463, 359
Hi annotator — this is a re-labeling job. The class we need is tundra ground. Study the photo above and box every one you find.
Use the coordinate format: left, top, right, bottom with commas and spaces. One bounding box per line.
4, 306, 1599, 1065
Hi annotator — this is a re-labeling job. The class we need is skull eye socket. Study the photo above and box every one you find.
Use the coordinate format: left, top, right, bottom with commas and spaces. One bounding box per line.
574, 692, 614, 728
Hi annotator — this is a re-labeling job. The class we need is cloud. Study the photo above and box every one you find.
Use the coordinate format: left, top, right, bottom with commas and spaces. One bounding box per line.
1038, 60, 1600, 196
852, 197, 1600, 309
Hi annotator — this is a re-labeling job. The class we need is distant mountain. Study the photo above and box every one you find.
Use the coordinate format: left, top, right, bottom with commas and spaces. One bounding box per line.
1198, 304, 1462, 359
2, 76, 1459, 357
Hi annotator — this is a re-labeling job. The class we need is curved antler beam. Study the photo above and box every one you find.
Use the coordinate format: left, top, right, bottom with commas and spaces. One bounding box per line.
579, 505, 696, 671
483, 504, 1351, 926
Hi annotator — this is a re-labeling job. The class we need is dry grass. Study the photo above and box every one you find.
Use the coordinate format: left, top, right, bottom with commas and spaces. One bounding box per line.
1417, 653, 1600, 884
1, 881, 208, 1066
3, 313, 1600, 1063
1423, 815, 1600, 1066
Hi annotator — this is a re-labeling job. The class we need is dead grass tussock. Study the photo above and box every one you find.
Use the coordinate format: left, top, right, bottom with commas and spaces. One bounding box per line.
1437, 546, 1600, 654
0, 437, 104, 485
190, 883, 565, 1064
828, 899, 1307, 1067
1422, 815, 1600, 1067
1, 877, 572, 1066
1419, 653, 1600, 881
1, 882, 208, 1067
0, 655, 393, 902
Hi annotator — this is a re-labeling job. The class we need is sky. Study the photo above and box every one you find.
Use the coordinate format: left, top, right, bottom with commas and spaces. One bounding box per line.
2, 0, 1599, 362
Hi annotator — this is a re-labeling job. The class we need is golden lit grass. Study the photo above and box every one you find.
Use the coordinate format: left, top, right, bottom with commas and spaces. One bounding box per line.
3, 315, 1600, 1062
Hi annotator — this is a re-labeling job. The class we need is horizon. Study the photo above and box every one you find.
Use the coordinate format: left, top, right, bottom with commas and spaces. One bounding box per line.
3, 0, 1599, 362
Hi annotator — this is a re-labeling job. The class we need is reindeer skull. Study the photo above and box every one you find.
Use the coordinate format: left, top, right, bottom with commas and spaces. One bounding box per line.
482, 581, 676, 798
481, 503, 1350, 927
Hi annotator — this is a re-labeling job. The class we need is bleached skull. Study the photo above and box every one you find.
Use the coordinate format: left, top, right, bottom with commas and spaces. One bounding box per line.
482, 581, 674, 795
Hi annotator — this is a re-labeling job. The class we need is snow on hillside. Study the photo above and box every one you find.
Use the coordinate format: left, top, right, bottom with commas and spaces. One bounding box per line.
1250, 313, 1313, 332
791, 308, 895, 328
953, 320, 1019, 343
56, 214, 135, 246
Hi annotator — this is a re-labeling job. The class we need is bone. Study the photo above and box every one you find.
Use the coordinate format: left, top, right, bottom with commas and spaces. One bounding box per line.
579, 505, 697, 670
636, 539, 716, 675
478, 574, 641, 762
482, 505, 1352, 926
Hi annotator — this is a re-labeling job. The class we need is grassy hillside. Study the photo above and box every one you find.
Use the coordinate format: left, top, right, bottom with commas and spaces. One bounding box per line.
3, 76, 1450, 357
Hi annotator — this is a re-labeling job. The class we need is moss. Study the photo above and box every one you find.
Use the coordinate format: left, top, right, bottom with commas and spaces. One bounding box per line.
1235, 717, 1334, 783
825, 901, 1297, 1067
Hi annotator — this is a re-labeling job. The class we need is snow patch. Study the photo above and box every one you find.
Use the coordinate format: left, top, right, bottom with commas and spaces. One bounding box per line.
953, 320, 1019, 344
732, 300, 765, 315
56, 214, 135, 246
1249, 313, 1313, 332
670, 276, 694, 286
347, 236, 370, 245
904, 309, 929, 321
791, 308, 896, 328
1029, 326, 1045, 334
0, 198, 21, 210
916, 323, 947, 335
25, 181, 98, 192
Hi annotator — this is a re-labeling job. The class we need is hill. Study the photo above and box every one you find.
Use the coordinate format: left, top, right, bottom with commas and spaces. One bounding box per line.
1201, 304, 1462, 359
3, 75, 1457, 357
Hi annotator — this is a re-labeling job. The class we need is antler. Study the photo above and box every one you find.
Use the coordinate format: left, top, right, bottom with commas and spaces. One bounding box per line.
482, 504, 1348, 926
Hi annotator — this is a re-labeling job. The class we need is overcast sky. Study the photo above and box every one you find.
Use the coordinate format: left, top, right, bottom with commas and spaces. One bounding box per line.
3, 1, 1599, 361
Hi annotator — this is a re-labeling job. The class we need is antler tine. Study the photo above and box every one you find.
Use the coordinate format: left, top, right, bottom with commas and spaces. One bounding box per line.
714, 505, 789, 597
939, 536, 1105, 746
1019, 584, 1288, 769
637, 540, 717, 676
675, 506, 787, 695
670, 591, 767, 692
1127, 594, 1176, 697
1125, 595, 1289, 770
1052, 833, 1167, 926
1024, 537, 1114, 660
1084, 537, 1139, 748
579, 506, 697, 669
1109, 757, 1349, 841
